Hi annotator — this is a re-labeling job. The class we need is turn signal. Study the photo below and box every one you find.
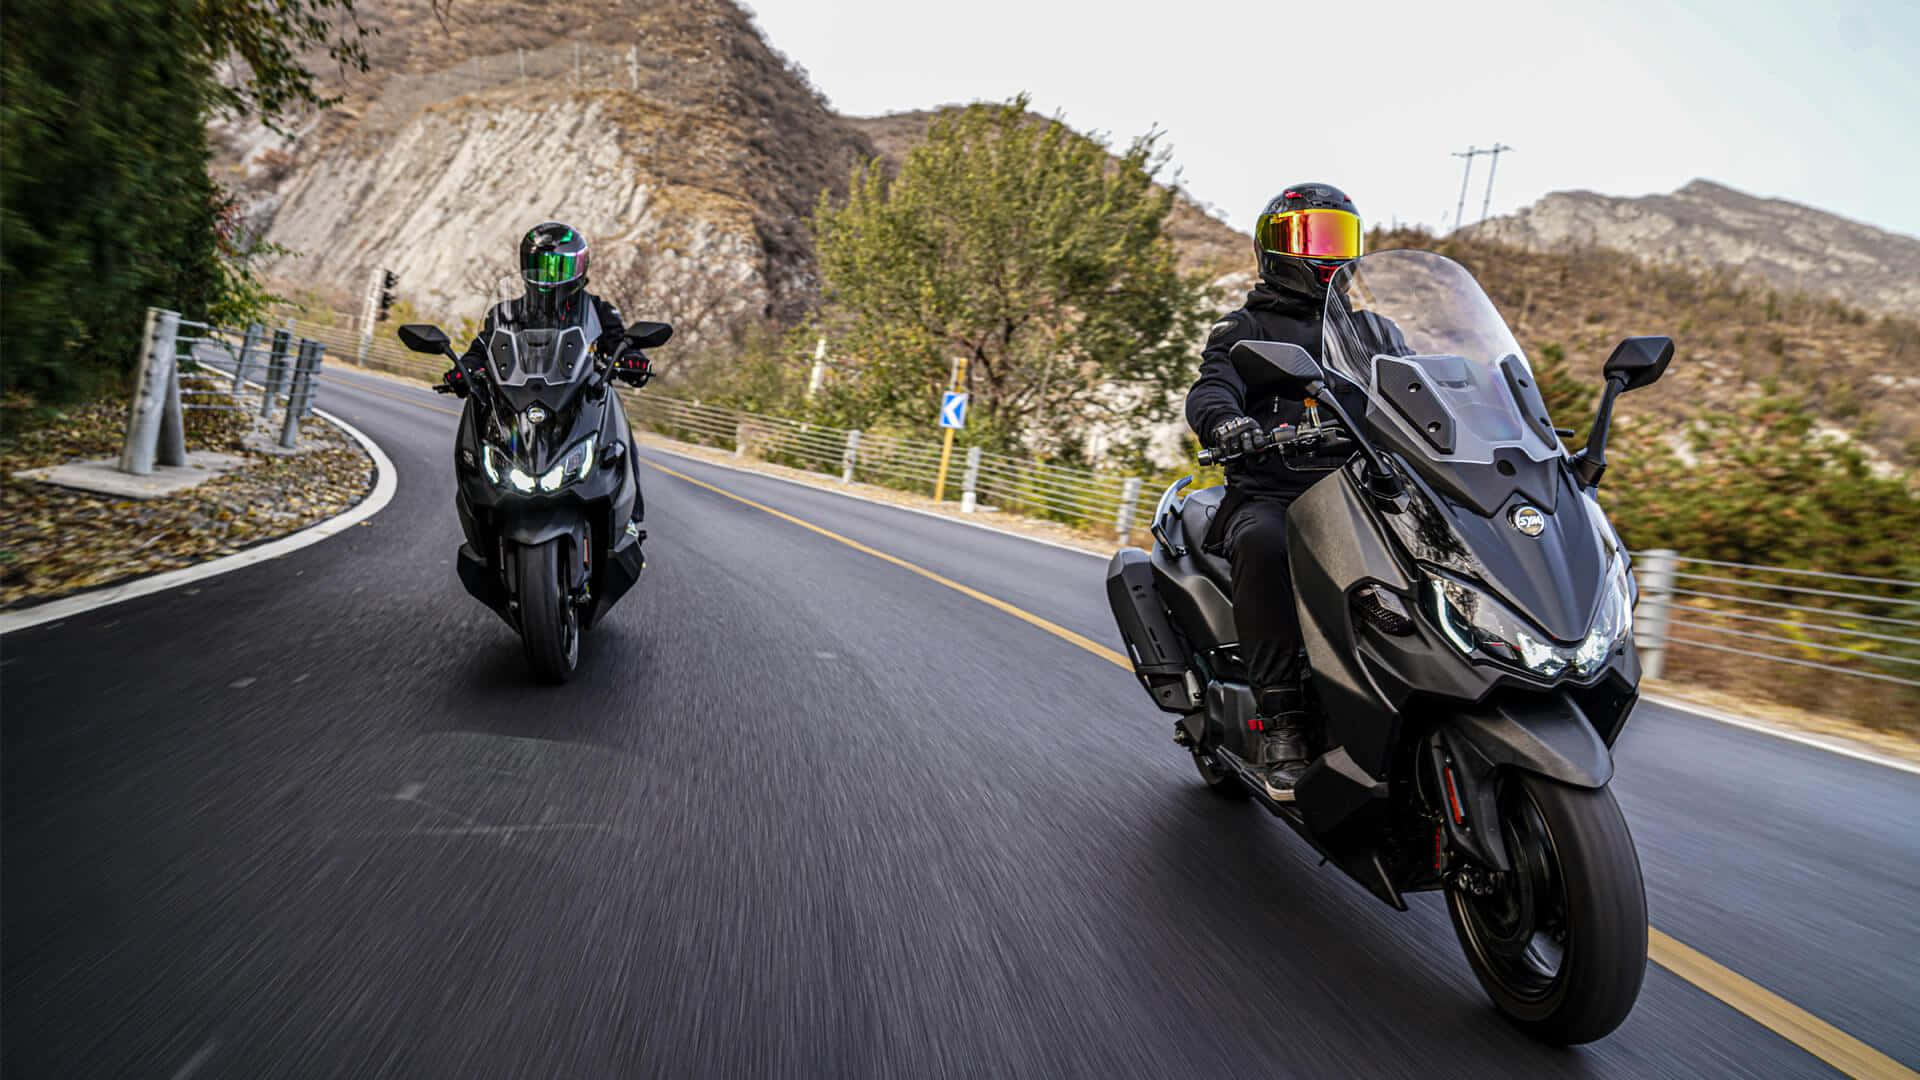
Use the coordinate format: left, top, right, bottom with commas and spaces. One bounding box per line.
1353, 585, 1415, 635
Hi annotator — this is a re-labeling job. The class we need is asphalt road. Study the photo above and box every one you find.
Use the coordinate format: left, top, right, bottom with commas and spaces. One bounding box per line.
4, 367, 1916, 1078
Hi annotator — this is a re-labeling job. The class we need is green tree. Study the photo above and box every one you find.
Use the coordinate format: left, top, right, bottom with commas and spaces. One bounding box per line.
1, 0, 374, 404
811, 97, 1210, 458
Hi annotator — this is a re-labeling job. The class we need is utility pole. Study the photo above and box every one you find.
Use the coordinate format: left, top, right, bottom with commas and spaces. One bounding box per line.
1451, 146, 1479, 233
1478, 144, 1515, 226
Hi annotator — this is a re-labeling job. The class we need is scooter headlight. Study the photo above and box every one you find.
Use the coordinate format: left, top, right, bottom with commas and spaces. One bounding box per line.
480, 444, 508, 485
1425, 558, 1632, 679
538, 437, 595, 492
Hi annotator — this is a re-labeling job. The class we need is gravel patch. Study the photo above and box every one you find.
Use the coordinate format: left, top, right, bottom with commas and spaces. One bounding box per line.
1, 398, 375, 609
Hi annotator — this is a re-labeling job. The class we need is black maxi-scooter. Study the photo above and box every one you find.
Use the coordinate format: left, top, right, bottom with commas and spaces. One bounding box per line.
1107, 248, 1672, 1044
397, 308, 671, 682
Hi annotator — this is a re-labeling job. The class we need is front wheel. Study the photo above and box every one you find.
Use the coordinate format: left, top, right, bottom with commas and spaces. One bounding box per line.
516, 539, 579, 683
1447, 773, 1647, 1045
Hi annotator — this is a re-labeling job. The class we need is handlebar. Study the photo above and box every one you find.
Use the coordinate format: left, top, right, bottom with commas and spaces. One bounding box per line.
1197, 424, 1356, 467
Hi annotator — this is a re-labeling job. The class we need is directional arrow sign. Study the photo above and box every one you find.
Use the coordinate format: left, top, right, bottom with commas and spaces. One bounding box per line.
940, 391, 969, 429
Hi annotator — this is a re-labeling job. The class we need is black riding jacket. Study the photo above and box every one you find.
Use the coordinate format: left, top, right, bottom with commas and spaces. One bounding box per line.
457, 291, 626, 370
1184, 283, 1326, 500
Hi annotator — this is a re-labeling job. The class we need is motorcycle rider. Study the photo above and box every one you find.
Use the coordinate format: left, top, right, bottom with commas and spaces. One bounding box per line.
441, 221, 652, 523
1184, 184, 1364, 801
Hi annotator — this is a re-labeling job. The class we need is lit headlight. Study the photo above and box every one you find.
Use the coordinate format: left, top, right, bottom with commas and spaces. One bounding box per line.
486, 437, 595, 494
1425, 559, 1632, 679
538, 437, 595, 492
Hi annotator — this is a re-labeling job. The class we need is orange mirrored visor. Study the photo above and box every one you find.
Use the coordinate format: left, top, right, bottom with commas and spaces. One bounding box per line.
1256, 208, 1363, 260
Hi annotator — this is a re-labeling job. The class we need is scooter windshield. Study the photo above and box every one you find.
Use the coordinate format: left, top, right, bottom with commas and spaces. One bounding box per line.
482, 275, 602, 390
1323, 250, 1562, 471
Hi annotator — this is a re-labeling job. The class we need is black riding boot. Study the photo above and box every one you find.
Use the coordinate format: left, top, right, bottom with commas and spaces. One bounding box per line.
1256, 684, 1312, 802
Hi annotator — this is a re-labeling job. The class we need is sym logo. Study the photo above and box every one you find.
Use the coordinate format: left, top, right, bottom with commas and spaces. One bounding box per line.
1510, 505, 1547, 537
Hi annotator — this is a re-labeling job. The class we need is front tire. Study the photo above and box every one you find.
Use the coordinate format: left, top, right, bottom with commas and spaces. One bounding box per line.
516, 540, 579, 683
1447, 773, 1647, 1045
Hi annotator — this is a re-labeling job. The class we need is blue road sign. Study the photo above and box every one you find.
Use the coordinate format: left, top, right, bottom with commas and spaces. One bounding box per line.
940, 391, 969, 429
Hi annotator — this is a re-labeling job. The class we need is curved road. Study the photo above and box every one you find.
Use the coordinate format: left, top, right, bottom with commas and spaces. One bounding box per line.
5, 368, 1916, 1078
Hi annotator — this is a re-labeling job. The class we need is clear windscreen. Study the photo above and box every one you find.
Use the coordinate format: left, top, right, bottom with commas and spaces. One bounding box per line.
482, 276, 599, 388
1323, 249, 1562, 466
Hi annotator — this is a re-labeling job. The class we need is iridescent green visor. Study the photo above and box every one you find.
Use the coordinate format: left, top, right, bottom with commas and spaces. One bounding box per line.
524, 249, 584, 289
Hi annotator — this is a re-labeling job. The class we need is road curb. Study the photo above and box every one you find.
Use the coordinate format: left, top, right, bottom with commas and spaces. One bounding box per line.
0, 406, 398, 635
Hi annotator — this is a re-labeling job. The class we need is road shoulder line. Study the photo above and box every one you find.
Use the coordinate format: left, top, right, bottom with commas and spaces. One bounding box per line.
1643, 693, 1919, 777
0, 406, 398, 635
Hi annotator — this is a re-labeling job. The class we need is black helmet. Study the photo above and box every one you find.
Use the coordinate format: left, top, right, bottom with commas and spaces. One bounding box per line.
1253, 184, 1362, 305
519, 221, 590, 316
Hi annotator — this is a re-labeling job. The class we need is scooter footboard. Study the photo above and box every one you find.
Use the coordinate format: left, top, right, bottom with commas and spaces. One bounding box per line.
1106, 548, 1200, 713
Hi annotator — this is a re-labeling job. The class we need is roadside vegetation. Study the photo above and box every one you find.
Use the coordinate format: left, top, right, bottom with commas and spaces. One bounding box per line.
1, 0, 377, 414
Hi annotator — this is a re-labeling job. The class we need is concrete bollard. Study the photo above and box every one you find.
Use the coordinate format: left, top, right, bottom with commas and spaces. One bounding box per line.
961, 447, 982, 513
1633, 548, 1679, 680
1115, 477, 1144, 546
842, 430, 860, 483
120, 308, 186, 474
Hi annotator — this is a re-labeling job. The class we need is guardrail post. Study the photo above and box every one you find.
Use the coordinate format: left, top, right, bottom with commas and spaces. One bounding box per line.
261, 328, 292, 418
1634, 548, 1678, 680
1116, 477, 1144, 546
120, 308, 186, 475
232, 322, 264, 395
842, 430, 860, 483
279, 340, 325, 447
961, 448, 982, 512
299, 340, 324, 419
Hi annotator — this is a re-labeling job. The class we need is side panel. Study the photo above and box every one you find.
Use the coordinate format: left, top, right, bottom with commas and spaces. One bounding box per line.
1286, 471, 1418, 776
1151, 546, 1237, 651
1106, 549, 1201, 714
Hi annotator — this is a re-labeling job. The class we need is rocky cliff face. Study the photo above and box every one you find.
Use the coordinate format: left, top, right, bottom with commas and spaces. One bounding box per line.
1467, 181, 1920, 317
222, 0, 875, 329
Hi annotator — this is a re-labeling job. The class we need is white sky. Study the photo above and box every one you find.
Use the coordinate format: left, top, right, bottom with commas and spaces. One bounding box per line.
743, 0, 1920, 239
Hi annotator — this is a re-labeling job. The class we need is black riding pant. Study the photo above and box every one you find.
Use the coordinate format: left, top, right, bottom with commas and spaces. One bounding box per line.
1222, 495, 1303, 708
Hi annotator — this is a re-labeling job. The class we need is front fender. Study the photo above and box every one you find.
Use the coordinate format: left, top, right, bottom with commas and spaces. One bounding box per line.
498, 505, 590, 548
1448, 695, 1614, 789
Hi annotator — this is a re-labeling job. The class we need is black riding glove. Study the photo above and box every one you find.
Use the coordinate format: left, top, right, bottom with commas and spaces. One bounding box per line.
439, 365, 471, 398
613, 349, 652, 387
1209, 415, 1263, 457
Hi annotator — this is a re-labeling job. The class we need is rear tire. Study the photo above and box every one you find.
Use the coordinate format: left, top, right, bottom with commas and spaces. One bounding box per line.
1447, 774, 1647, 1045
516, 540, 579, 684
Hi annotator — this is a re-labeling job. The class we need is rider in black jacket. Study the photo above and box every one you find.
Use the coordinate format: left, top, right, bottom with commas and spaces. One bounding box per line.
440, 222, 653, 522
1184, 183, 1364, 801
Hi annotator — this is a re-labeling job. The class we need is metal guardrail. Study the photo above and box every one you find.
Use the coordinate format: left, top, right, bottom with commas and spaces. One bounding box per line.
631, 394, 1147, 542
1633, 550, 1920, 690
122, 310, 331, 472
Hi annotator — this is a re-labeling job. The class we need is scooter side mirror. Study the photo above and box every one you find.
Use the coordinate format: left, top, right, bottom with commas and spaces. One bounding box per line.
1603, 335, 1673, 392
1229, 340, 1324, 400
397, 324, 452, 355
625, 321, 674, 350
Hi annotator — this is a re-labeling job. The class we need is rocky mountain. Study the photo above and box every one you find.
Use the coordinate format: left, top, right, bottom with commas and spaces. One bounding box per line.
221, 0, 876, 330
1467, 181, 1920, 318
220, 1, 1252, 338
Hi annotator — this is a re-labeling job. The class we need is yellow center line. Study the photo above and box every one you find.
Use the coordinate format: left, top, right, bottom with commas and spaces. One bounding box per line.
646, 457, 1918, 1080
